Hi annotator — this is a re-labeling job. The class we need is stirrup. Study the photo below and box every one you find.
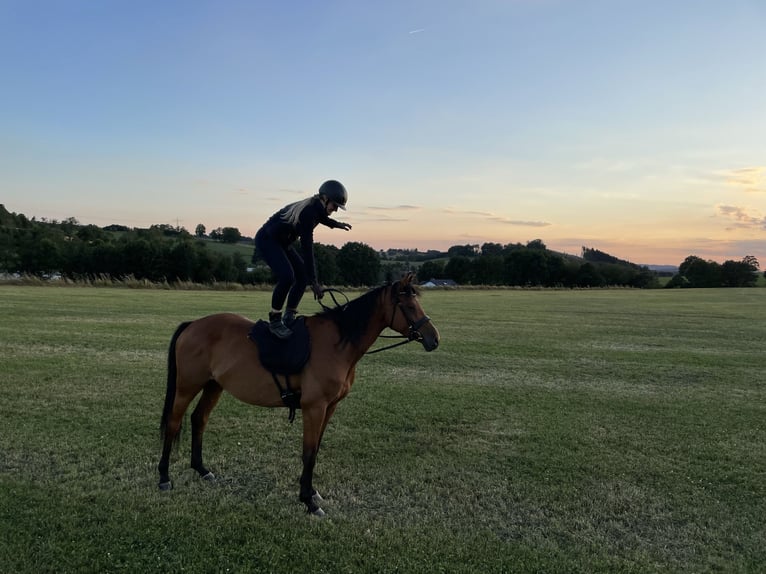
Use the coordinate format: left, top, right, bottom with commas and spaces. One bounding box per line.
269, 320, 293, 339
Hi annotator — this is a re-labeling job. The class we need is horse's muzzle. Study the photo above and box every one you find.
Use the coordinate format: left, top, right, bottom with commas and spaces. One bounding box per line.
422, 337, 439, 352
417, 321, 440, 352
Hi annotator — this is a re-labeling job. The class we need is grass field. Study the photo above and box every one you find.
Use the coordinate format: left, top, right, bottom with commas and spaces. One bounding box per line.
1, 286, 764, 573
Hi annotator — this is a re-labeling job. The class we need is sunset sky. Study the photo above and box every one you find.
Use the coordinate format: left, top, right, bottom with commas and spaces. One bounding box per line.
2, 1, 765, 265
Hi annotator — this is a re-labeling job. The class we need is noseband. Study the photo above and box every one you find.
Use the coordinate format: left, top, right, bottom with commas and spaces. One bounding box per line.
391, 292, 431, 341
366, 287, 431, 354
317, 285, 432, 355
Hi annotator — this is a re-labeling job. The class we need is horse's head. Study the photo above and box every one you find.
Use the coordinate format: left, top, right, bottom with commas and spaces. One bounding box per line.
389, 273, 440, 352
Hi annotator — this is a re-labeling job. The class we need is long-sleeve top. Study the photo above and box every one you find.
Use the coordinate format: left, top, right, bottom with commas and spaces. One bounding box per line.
258, 196, 342, 281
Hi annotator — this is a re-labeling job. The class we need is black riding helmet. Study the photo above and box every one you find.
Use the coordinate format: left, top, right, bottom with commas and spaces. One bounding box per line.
318, 180, 347, 210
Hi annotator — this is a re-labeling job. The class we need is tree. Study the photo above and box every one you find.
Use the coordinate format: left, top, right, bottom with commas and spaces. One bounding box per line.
212, 253, 238, 282
665, 273, 690, 288
220, 227, 242, 244
721, 256, 759, 287
60, 217, 79, 238
473, 255, 504, 285
337, 242, 381, 286
444, 256, 473, 284
502, 242, 524, 255
447, 244, 479, 257
504, 249, 549, 286
76, 224, 107, 243
575, 262, 605, 287
15, 227, 65, 276
480, 242, 503, 256
195, 224, 206, 238
314, 243, 341, 284
0, 204, 13, 226
743, 255, 760, 271
122, 239, 157, 279
418, 260, 445, 282
0, 228, 17, 271
679, 256, 721, 287
151, 223, 184, 237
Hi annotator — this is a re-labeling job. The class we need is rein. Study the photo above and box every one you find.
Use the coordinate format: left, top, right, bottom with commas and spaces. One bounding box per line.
317, 287, 430, 355
317, 288, 350, 312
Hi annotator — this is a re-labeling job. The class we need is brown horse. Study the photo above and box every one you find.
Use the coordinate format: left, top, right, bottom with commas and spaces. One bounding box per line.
158, 273, 439, 516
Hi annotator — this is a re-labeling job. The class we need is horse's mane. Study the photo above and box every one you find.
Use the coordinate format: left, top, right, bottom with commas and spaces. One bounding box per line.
316, 281, 421, 348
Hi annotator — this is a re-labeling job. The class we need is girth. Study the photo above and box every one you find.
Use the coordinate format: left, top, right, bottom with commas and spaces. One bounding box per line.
271, 373, 301, 423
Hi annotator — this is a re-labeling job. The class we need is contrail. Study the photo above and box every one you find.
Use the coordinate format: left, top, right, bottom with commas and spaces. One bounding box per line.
409, 28, 425, 34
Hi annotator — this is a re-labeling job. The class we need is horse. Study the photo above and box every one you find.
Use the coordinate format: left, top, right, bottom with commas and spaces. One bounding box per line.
157, 273, 440, 516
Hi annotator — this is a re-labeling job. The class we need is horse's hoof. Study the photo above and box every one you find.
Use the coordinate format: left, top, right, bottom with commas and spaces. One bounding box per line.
312, 490, 324, 505
310, 507, 326, 518
201, 471, 216, 482
159, 481, 173, 491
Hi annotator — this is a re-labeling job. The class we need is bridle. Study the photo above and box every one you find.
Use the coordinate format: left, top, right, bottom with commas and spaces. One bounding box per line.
318, 286, 432, 355
366, 285, 432, 354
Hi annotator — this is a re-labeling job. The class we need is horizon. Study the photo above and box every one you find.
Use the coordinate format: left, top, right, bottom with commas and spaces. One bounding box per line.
1, 201, 711, 268
2, 2, 764, 267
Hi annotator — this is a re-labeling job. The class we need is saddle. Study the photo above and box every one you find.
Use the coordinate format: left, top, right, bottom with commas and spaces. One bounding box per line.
248, 317, 311, 422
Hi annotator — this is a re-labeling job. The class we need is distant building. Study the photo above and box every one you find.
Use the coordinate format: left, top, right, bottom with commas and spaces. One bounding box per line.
420, 278, 457, 288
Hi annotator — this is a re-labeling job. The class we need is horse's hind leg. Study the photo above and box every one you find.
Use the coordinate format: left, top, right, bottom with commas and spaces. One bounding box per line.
158, 427, 177, 490
158, 392, 196, 490
190, 379, 223, 481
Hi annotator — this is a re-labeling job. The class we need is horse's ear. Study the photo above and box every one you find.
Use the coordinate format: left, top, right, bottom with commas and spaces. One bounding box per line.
402, 272, 414, 285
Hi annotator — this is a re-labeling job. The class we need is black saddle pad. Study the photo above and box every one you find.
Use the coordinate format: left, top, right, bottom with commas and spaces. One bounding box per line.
248, 317, 311, 375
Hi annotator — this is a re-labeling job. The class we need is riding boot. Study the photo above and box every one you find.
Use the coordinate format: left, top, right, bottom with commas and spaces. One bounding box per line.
283, 309, 298, 327
268, 312, 292, 339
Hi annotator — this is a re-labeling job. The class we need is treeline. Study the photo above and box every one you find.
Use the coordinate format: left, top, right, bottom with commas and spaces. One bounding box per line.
419, 242, 762, 288
417, 241, 659, 288
0, 211, 248, 283
666, 255, 761, 288
0, 206, 382, 286
1, 205, 761, 288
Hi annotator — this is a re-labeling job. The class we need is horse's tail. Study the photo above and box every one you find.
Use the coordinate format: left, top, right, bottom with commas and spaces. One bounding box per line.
160, 321, 192, 442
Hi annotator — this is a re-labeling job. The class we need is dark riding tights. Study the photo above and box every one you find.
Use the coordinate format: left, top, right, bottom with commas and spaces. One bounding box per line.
256, 235, 308, 311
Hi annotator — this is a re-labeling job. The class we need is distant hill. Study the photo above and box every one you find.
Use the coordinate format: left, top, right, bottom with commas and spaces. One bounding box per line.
582, 246, 645, 269
582, 247, 680, 275
644, 264, 678, 274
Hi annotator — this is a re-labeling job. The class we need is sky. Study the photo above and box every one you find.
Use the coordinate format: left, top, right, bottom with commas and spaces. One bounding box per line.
1, 0, 765, 266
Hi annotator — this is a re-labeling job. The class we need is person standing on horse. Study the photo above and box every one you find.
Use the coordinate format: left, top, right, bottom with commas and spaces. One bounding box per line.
255, 180, 352, 339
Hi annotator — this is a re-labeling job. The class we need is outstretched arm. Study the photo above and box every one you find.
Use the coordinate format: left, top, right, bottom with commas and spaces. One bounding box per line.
327, 218, 352, 231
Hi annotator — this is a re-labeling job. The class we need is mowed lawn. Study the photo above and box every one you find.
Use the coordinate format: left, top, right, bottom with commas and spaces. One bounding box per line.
0, 285, 764, 573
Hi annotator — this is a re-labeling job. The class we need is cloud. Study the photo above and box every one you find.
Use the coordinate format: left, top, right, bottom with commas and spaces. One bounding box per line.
367, 205, 421, 211
359, 217, 412, 222
723, 166, 766, 193
441, 208, 552, 227
355, 206, 417, 222
356, 205, 420, 222
442, 208, 494, 217
493, 218, 552, 227
717, 204, 766, 230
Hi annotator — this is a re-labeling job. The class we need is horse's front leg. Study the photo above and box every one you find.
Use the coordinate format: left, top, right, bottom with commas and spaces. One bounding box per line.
307, 401, 339, 507
299, 404, 327, 516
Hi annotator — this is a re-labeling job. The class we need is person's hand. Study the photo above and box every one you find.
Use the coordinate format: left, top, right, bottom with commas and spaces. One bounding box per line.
338, 222, 352, 231
312, 281, 324, 300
